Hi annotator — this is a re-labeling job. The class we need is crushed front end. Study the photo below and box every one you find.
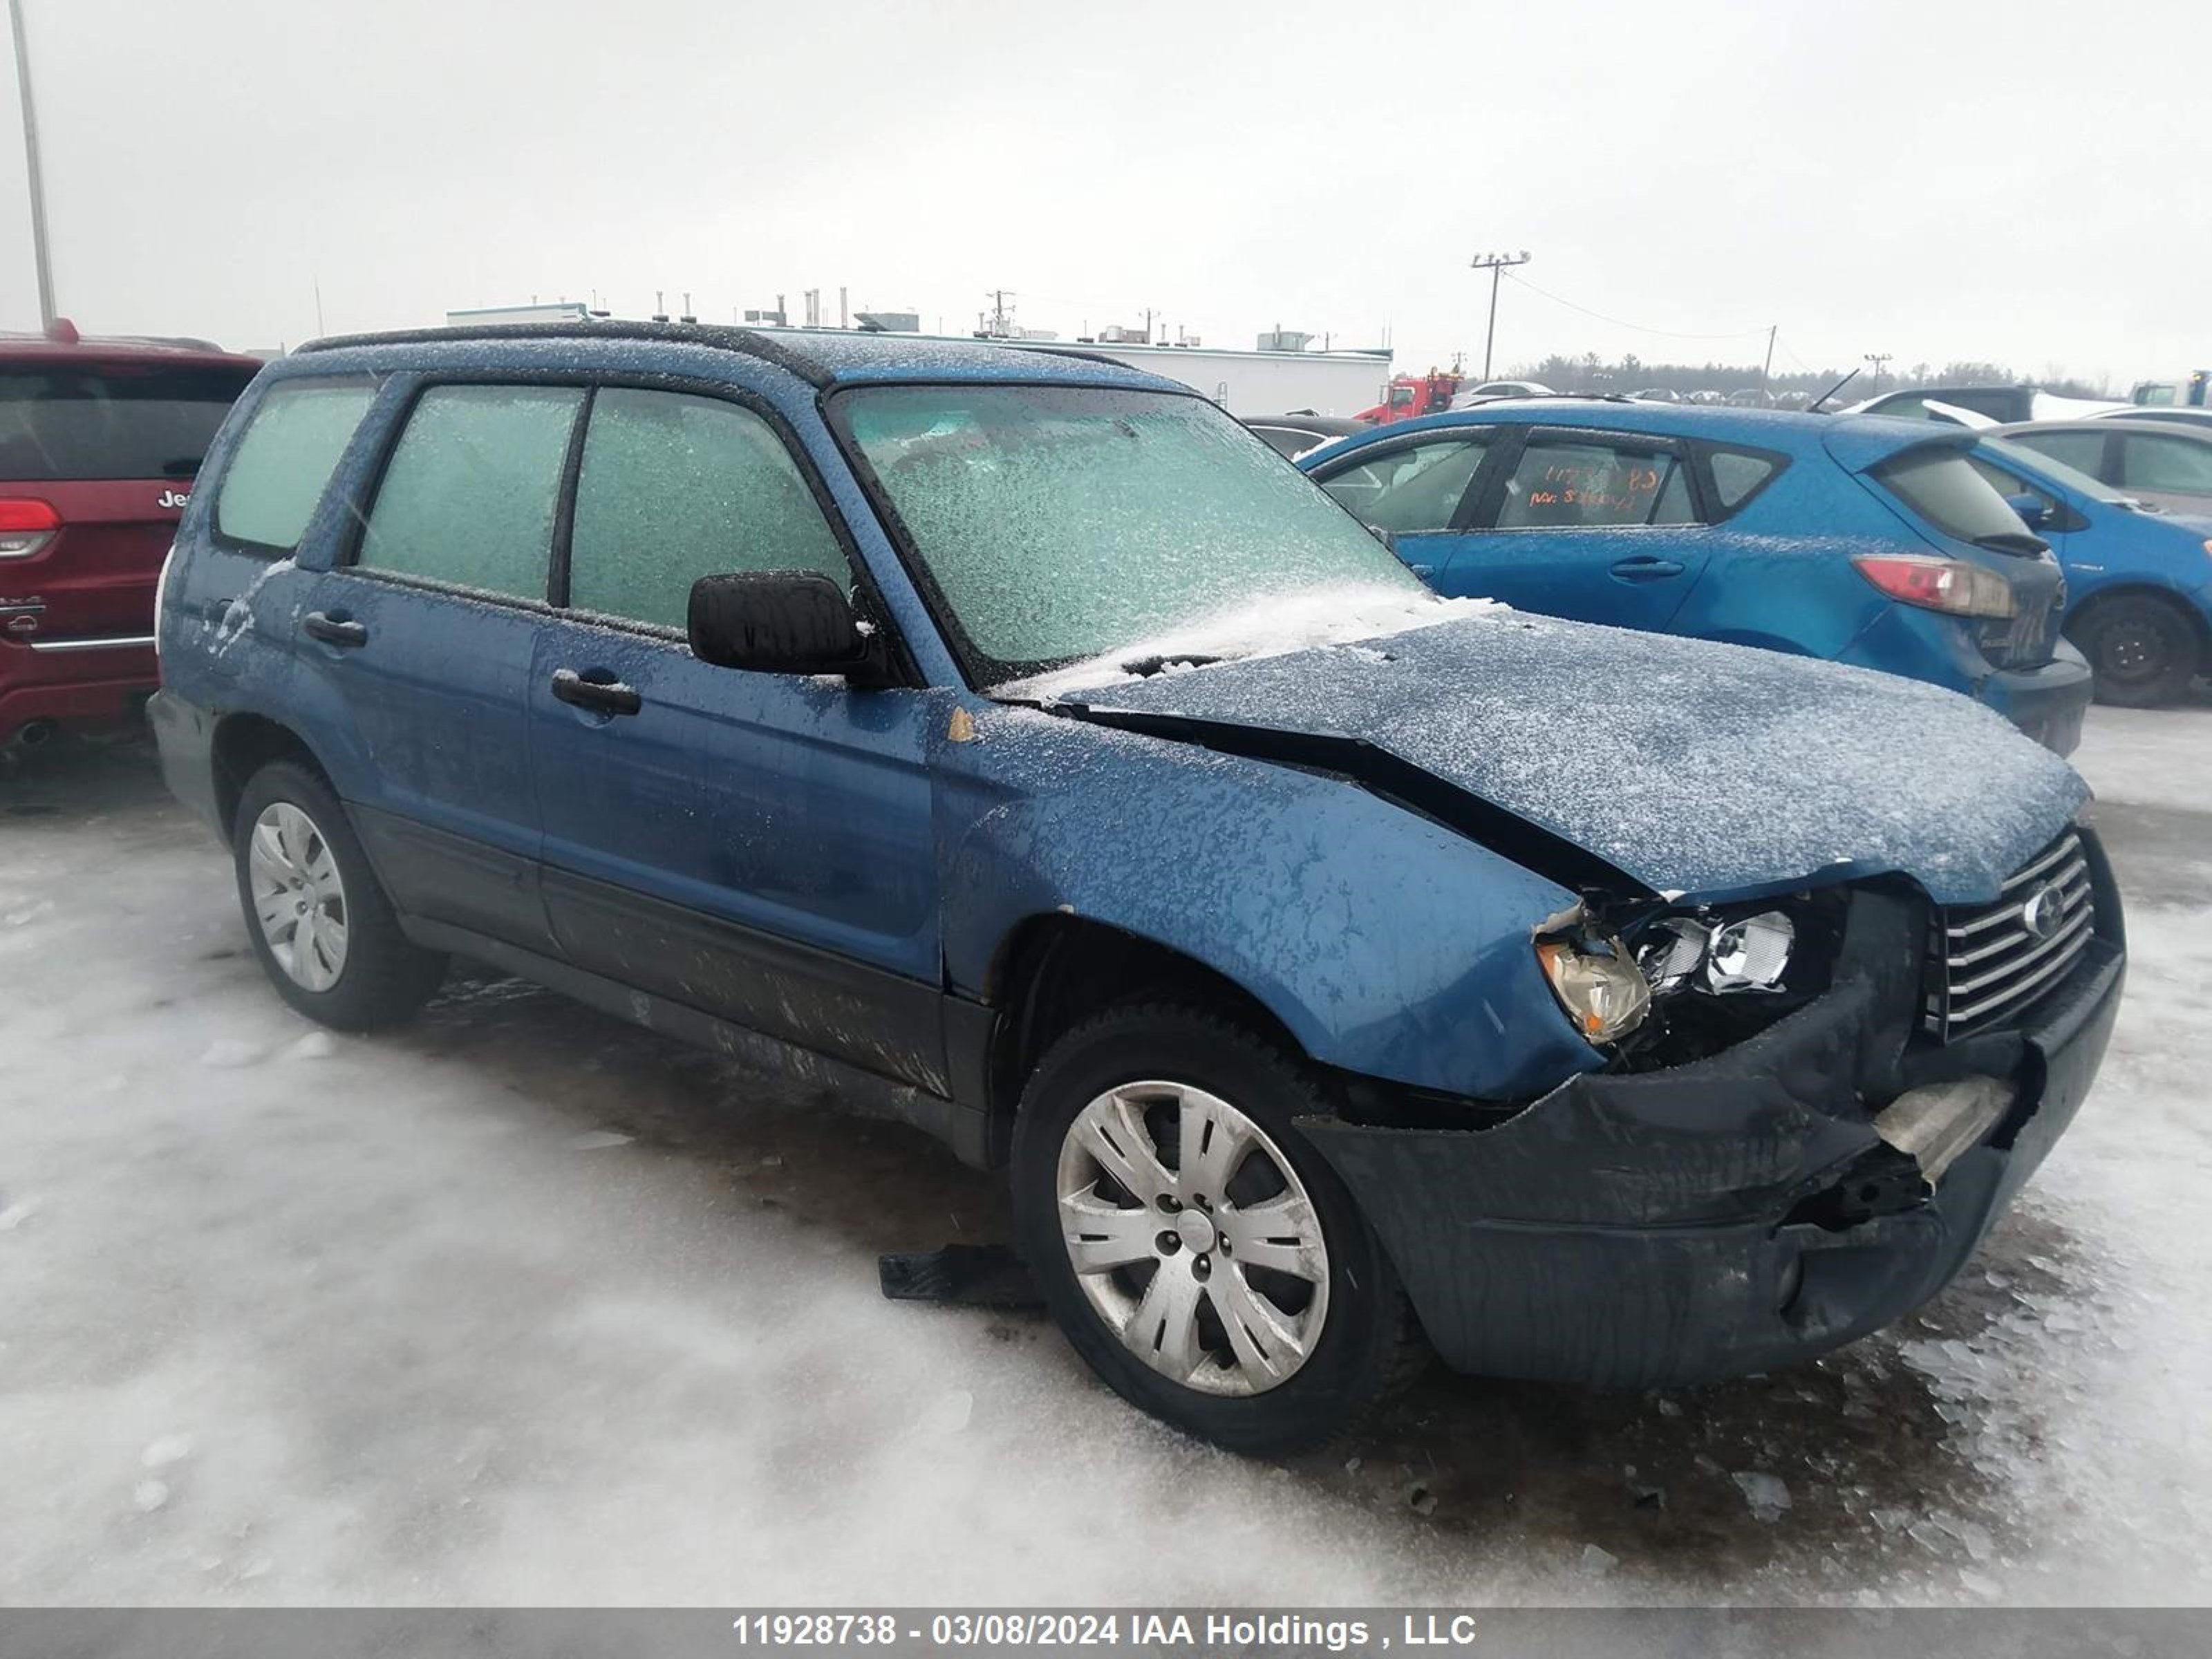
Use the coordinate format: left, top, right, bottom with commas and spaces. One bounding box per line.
1297, 825, 2126, 1389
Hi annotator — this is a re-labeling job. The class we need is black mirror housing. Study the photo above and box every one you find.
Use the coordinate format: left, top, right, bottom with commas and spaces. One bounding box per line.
688, 571, 873, 677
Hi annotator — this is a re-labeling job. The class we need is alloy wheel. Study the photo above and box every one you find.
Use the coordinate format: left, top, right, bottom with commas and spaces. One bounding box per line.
247, 800, 349, 992
1055, 1080, 1330, 1397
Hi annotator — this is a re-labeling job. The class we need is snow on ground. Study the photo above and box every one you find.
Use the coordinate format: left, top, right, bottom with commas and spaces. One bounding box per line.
2, 713, 2210, 1606
2072, 699, 2212, 816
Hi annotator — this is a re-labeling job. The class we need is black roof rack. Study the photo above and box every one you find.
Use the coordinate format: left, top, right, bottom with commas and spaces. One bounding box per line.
295, 319, 836, 389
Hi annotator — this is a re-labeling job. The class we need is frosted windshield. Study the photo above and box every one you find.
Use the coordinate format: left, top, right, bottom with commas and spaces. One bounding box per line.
840, 384, 1422, 682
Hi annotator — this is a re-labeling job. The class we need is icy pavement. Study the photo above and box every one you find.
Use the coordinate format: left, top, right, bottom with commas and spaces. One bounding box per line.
1, 713, 2209, 1606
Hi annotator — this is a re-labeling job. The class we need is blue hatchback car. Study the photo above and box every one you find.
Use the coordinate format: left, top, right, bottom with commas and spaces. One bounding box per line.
151, 323, 2122, 1452
1965, 435, 2212, 705
1299, 402, 2093, 754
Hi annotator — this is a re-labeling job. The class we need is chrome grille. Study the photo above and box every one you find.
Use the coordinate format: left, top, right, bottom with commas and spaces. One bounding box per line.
1926, 830, 2097, 1038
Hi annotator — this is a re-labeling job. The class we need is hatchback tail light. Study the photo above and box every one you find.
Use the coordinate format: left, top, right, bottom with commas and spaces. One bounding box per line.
1853, 554, 2016, 619
0, 498, 60, 559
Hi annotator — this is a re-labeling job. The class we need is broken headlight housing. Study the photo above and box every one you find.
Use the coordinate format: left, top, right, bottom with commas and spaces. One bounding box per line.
1541, 891, 1843, 1066
1535, 930, 1652, 1044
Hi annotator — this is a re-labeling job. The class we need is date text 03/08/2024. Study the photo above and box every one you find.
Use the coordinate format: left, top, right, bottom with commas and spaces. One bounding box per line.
728, 1613, 1485, 1650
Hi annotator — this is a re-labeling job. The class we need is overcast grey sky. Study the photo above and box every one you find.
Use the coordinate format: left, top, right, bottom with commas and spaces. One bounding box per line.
3, 0, 2206, 388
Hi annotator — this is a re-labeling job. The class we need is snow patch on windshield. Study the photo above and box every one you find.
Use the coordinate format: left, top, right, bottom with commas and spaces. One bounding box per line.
997, 585, 1503, 700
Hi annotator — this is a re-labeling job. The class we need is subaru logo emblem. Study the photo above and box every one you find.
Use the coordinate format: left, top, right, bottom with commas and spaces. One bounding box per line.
2018, 881, 2064, 940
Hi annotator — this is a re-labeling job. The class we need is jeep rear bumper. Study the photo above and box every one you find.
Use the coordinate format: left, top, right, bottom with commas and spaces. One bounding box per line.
1298, 906, 2124, 1390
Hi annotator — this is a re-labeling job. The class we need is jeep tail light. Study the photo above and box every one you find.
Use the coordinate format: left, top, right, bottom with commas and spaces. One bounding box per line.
1852, 554, 2016, 619
0, 498, 60, 559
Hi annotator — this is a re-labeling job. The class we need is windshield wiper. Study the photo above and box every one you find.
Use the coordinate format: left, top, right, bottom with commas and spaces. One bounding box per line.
1121, 651, 1227, 677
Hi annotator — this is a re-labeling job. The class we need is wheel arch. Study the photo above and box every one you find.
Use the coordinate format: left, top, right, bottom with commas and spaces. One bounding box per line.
2063, 580, 2211, 647
210, 712, 335, 844
979, 913, 1306, 1165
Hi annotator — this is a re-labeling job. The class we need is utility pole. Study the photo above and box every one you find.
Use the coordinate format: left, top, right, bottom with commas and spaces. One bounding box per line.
1864, 351, 1893, 394
1470, 250, 1531, 381
8, 0, 56, 328
1759, 324, 1777, 400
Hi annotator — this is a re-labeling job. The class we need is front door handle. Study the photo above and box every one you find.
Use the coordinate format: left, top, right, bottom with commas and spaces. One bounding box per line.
303, 610, 368, 647
1609, 556, 1686, 582
550, 667, 642, 717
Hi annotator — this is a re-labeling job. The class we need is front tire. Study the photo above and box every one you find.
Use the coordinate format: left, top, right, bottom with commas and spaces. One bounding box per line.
2072, 593, 2201, 707
232, 760, 446, 1030
1011, 1004, 1422, 1454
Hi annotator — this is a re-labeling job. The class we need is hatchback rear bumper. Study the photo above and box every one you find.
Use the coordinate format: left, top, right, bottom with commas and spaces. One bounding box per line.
1974, 642, 2094, 757
0, 635, 158, 742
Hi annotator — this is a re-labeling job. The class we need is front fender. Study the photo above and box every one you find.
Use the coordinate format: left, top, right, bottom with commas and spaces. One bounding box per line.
935, 705, 1600, 1101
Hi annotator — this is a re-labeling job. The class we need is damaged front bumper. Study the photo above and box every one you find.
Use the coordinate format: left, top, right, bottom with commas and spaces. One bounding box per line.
1298, 874, 2126, 1390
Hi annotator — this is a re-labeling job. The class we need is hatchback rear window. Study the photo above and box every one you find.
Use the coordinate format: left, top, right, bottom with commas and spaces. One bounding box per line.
215, 377, 379, 552
0, 363, 254, 482
1872, 446, 2034, 545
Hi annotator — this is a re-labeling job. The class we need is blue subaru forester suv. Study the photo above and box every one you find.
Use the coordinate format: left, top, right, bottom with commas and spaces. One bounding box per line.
151, 322, 2124, 1452
1299, 401, 2094, 755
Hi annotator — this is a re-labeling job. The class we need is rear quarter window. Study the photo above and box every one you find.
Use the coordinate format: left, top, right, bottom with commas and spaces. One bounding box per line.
0, 362, 255, 482
1705, 447, 1786, 516
214, 377, 379, 552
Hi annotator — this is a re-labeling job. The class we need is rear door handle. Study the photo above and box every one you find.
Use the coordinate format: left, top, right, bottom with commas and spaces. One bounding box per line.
550, 667, 642, 717
303, 610, 368, 647
1609, 556, 1685, 582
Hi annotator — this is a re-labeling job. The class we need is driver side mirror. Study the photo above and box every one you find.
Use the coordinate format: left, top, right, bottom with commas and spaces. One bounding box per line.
2003, 491, 2052, 532
688, 570, 881, 680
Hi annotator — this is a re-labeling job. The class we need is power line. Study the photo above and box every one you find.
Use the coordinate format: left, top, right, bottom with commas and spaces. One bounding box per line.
1501, 270, 1771, 343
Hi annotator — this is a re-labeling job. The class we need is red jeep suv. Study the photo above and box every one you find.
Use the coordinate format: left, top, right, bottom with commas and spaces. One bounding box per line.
1, 321, 260, 751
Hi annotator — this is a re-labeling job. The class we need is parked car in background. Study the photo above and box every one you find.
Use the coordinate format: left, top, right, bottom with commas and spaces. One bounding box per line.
1848, 385, 2127, 426
151, 321, 2121, 1452
1966, 435, 2212, 706
1, 319, 260, 753
1630, 387, 1681, 403
2101, 407, 2212, 431
1300, 402, 2093, 753
1992, 419, 2212, 516
1449, 378, 1552, 408
1239, 411, 1369, 460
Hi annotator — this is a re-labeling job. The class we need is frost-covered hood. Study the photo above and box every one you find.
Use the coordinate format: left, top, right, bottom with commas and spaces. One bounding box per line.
1048, 610, 2088, 906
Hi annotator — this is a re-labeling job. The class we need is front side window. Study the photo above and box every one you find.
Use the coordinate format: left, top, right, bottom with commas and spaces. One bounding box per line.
2118, 433, 2212, 494
1494, 436, 1694, 529
838, 384, 1423, 682
215, 377, 377, 552
356, 385, 583, 600
567, 390, 850, 631
1968, 455, 2055, 514
1316, 436, 1490, 533
0, 362, 256, 482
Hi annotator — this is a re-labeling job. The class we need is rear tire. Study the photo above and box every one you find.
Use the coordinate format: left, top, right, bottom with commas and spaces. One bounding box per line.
2071, 593, 2200, 707
1011, 1003, 1424, 1454
232, 760, 446, 1031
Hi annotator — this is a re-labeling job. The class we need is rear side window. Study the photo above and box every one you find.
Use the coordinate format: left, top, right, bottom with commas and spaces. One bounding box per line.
1878, 447, 2036, 543
568, 389, 851, 630
0, 363, 254, 482
1495, 436, 1693, 529
214, 378, 377, 552
357, 385, 583, 601
1707, 448, 1783, 514
1318, 436, 1490, 533
2011, 429, 2109, 479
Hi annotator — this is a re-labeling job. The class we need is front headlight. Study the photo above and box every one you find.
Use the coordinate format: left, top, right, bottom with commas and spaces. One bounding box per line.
1535, 933, 1652, 1044
1638, 910, 1796, 995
